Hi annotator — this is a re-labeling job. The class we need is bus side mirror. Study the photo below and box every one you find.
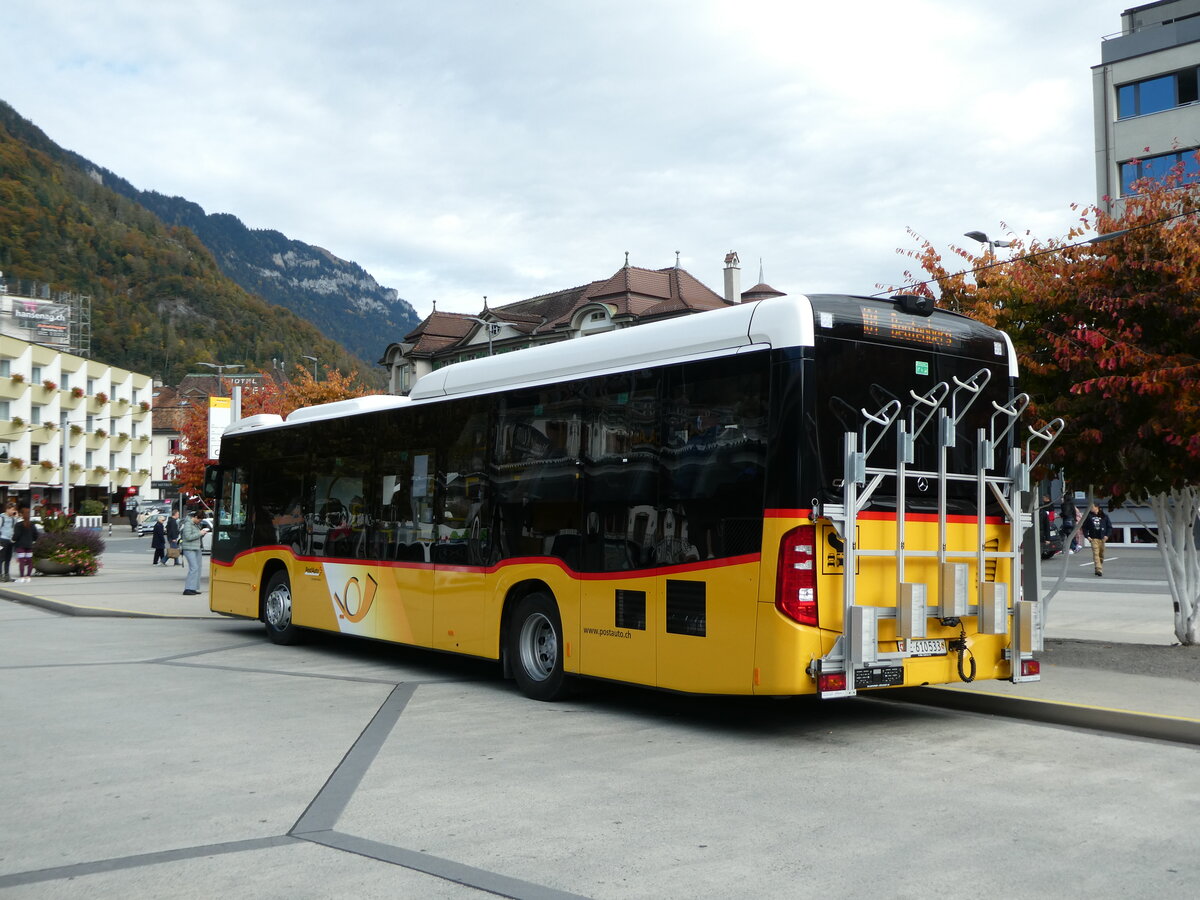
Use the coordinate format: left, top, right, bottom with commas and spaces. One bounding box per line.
203, 465, 221, 499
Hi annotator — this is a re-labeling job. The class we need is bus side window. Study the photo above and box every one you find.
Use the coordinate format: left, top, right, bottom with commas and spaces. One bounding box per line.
582, 370, 660, 572
378, 447, 434, 561
493, 386, 581, 566
434, 402, 492, 566
255, 456, 307, 553
662, 357, 767, 561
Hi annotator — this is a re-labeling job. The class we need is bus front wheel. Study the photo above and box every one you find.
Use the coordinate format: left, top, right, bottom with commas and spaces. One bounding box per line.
263, 571, 301, 645
509, 592, 569, 701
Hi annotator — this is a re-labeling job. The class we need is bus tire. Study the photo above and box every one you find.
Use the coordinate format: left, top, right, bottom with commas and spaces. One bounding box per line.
263, 570, 301, 645
509, 592, 569, 701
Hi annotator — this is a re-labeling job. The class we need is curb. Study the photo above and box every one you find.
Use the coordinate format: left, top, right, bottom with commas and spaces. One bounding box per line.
1, 590, 216, 620
884, 686, 1200, 746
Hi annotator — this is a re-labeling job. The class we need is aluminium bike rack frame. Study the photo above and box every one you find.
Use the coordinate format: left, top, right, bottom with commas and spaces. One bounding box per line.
810, 369, 1064, 698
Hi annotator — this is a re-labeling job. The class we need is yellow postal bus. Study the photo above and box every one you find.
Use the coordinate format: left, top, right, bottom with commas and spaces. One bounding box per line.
205, 293, 1058, 700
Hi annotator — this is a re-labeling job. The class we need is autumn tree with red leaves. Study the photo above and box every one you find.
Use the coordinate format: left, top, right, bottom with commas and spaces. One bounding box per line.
172, 364, 380, 496
899, 165, 1200, 644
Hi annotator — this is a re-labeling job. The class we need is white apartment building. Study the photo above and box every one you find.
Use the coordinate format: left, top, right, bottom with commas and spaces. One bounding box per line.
1094, 0, 1200, 211
0, 334, 154, 513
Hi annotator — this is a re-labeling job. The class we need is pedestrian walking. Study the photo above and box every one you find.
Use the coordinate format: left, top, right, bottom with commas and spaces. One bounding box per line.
0, 500, 17, 582
126, 503, 139, 533
179, 510, 210, 596
12, 505, 39, 584
1081, 502, 1115, 577
151, 515, 167, 566
1059, 494, 1080, 553
165, 509, 182, 566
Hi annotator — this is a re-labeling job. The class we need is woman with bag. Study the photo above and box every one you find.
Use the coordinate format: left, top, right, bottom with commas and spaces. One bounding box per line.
12, 504, 39, 584
165, 509, 182, 566
151, 515, 168, 566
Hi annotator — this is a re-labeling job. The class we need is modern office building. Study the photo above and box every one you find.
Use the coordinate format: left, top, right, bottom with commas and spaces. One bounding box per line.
1093, 0, 1200, 211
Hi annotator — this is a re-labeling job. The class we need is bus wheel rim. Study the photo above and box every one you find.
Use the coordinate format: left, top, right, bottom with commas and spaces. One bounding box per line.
519, 612, 556, 682
266, 586, 292, 630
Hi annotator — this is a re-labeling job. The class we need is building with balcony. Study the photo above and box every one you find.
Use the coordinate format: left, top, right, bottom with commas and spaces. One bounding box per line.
1093, 0, 1200, 210
0, 335, 153, 514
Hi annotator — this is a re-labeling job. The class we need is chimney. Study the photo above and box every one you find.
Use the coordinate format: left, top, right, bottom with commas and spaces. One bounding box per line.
722, 251, 741, 304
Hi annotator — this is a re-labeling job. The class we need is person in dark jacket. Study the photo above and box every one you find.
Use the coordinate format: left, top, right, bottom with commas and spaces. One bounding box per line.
1059, 494, 1080, 553
12, 505, 38, 583
165, 509, 182, 566
1081, 502, 1114, 576
151, 515, 167, 566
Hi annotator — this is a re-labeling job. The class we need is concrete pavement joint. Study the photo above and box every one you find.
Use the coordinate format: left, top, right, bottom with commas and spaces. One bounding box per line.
298, 830, 590, 900
145, 641, 265, 663
160, 659, 410, 686
291, 683, 417, 834
0, 835, 299, 889
288, 684, 583, 898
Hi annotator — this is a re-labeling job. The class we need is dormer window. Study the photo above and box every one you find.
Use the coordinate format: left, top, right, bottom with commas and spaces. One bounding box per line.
578, 306, 614, 336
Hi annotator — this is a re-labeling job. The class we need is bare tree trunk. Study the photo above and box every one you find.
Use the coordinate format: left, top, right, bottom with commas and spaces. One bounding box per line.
1148, 487, 1200, 645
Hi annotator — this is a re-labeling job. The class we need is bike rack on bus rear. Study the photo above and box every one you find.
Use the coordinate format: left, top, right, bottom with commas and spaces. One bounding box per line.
811, 370, 1064, 698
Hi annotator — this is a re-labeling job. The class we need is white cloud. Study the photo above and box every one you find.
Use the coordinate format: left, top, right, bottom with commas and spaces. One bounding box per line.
4, 0, 1119, 327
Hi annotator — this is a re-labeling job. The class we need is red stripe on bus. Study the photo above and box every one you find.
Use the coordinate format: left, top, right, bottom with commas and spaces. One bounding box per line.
212, 547, 759, 578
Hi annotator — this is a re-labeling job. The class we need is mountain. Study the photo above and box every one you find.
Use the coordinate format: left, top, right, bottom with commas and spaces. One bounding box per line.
84, 176, 420, 366
0, 99, 378, 386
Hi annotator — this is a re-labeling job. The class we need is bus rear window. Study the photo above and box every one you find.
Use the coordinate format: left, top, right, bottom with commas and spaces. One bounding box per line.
810, 337, 1011, 513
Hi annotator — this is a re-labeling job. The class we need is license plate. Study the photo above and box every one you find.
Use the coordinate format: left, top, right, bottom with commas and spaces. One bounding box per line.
854, 665, 904, 689
900, 638, 947, 657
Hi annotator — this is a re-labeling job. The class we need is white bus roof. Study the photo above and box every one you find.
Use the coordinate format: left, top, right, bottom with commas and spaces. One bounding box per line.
223, 394, 412, 436
409, 295, 817, 401
220, 294, 1017, 435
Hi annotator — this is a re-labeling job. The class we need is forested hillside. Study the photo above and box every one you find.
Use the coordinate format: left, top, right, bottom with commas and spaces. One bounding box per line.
93, 176, 419, 366
0, 101, 379, 386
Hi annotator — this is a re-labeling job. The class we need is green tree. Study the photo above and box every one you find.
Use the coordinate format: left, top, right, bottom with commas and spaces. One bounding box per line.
900, 165, 1200, 644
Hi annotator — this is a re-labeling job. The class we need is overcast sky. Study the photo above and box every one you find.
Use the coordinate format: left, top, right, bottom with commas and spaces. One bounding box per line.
6, 1, 1120, 321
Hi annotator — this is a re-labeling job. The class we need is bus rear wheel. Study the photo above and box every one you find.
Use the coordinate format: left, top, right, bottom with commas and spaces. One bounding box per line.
263, 571, 301, 645
509, 592, 569, 701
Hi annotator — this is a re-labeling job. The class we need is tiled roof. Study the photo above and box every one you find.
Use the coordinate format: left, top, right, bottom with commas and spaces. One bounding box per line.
742, 282, 786, 300
399, 262, 735, 362
403, 312, 479, 356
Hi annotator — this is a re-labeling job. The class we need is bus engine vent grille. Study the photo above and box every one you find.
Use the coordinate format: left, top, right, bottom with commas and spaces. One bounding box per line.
665, 580, 707, 637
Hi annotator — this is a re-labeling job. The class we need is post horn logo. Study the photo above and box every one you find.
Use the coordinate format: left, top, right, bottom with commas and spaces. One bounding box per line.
334, 572, 378, 623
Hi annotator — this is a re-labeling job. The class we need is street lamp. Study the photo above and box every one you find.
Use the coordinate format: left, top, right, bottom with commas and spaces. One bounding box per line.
465, 317, 519, 356
301, 355, 319, 378
197, 362, 243, 379
964, 231, 1014, 256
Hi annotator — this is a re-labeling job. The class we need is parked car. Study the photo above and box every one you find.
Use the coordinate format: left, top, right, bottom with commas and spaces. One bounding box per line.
137, 505, 174, 536
1041, 523, 1064, 560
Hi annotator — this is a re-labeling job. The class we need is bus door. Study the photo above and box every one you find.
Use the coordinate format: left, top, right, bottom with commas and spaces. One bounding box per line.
486, 386, 584, 663
372, 443, 435, 647
432, 402, 499, 657
205, 464, 259, 618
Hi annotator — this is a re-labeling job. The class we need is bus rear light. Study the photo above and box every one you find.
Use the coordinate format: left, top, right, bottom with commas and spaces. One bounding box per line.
776, 525, 818, 626
1022, 659, 1040, 677
818, 672, 846, 693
